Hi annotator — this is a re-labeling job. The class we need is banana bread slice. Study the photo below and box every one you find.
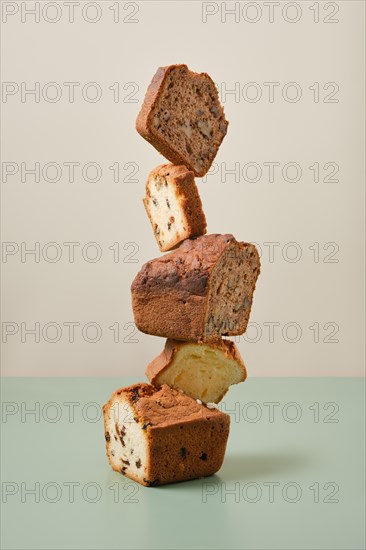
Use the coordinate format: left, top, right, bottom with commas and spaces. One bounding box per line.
103, 383, 230, 486
131, 234, 260, 341
136, 65, 228, 177
143, 163, 207, 252
146, 339, 247, 404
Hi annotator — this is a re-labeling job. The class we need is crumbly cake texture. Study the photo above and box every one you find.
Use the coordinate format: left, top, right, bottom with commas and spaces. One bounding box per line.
143, 164, 207, 252
146, 338, 247, 404
131, 234, 260, 342
136, 65, 228, 177
103, 383, 230, 486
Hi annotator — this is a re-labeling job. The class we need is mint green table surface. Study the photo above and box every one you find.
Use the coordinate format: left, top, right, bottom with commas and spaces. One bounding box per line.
1, 378, 365, 550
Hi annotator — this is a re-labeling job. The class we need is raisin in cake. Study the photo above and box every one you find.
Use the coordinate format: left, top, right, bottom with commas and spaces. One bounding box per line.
131, 234, 260, 341
144, 164, 207, 252
136, 65, 228, 177
146, 339, 246, 404
103, 383, 230, 486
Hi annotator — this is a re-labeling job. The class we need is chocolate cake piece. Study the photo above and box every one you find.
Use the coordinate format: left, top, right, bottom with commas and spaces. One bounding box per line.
136, 65, 228, 177
131, 234, 260, 341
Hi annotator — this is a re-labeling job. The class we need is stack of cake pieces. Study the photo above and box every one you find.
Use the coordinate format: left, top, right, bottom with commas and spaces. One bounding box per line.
103, 65, 260, 487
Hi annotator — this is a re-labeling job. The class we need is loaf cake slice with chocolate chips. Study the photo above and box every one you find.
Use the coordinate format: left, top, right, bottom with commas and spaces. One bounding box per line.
143, 163, 207, 252
146, 339, 246, 404
103, 383, 230, 486
136, 65, 228, 177
131, 234, 260, 341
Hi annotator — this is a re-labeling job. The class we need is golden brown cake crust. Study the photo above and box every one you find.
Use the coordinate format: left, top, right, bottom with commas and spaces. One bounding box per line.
103, 383, 230, 486
136, 65, 228, 177
143, 163, 207, 252
131, 234, 260, 341
106, 382, 223, 427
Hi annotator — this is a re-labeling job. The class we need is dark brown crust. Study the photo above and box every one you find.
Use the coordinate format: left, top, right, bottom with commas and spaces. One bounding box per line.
146, 338, 247, 391
131, 234, 260, 341
148, 416, 229, 485
136, 66, 169, 141
143, 163, 207, 252
103, 383, 230, 486
136, 65, 228, 177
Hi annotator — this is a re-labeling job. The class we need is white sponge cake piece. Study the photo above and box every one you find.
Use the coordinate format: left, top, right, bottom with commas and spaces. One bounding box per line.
103, 383, 230, 486
143, 164, 207, 252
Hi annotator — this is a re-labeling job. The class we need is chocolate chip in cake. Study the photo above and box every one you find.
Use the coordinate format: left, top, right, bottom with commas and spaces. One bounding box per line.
180, 447, 187, 459
243, 296, 251, 309
200, 453, 207, 461
135, 459, 142, 469
117, 424, 126, 447
105, 432, 110, 442
142, 422, 153, 430
121, 458, 130, 465
143, 478, 160, 487
131, 388, 139, 403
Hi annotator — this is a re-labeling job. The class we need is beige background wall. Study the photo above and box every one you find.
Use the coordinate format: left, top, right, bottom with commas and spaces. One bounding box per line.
1, 0, 365, 376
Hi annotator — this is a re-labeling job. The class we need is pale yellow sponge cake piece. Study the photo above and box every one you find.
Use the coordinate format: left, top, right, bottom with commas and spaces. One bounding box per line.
146, 339, 247, 404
